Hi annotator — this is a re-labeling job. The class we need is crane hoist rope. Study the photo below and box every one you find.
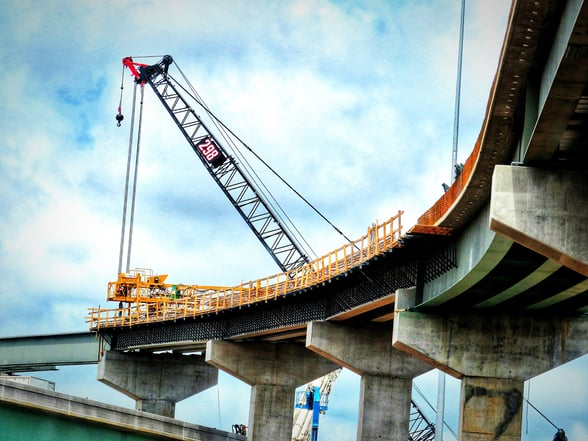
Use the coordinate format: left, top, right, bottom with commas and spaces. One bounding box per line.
117, 81, 145, 275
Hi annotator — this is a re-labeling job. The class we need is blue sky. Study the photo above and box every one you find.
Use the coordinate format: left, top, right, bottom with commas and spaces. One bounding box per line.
1, 0, 587, 440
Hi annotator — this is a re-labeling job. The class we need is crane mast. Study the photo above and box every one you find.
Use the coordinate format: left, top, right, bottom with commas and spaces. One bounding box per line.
122, 55, 309, 272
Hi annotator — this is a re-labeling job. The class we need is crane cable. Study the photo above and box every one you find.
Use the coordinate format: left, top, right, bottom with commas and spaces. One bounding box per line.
413, 382, 458, 440
120, 57, 375, 283
125, 85, 145, 273
524, 397, 562, 431
525, 381, 566, 439
118, 58, 319, 266
117, 73, 146, 274
116, 66, 125, 127
171, 65, 319, 259
171, 64, 356, 251
171, 63, 380, 285
117, 80, 138, 274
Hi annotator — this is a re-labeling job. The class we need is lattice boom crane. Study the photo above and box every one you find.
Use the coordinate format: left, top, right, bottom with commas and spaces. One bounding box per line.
121, 55, 310, 273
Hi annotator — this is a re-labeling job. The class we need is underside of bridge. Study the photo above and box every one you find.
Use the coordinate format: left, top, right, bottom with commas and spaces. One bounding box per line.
101, 233, 457, 351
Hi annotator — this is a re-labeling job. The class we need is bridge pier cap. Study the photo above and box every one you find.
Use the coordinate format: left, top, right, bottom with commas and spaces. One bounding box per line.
394, 288, 588, 440
206, 339, 338, 441
393, 288, 588, 379
307, 321, 431, 441
490, 165, 588, 277
98, 351, 217, 418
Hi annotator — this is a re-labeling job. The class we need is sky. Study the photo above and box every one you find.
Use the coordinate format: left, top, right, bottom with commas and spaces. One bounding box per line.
0, 0, 587, 440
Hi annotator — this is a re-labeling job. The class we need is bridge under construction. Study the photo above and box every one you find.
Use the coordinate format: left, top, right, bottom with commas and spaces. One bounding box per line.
2, 0, 588, 440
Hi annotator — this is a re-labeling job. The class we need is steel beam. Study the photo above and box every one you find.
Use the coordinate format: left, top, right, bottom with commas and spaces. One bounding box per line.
0, 332, 100, 373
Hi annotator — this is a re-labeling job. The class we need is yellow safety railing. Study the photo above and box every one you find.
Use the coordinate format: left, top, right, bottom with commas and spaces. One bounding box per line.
87, 210, 403, 330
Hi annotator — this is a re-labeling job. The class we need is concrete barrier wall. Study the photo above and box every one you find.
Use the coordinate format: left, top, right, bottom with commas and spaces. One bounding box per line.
0, 379, 243, 441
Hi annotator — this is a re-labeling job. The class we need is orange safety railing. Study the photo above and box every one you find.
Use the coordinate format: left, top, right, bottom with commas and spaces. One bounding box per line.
416, 136, 481, 226
87, 210, 403, 330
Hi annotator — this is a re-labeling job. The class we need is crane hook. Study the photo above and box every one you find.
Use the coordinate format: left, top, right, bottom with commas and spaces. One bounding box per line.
116, 112, 124, 127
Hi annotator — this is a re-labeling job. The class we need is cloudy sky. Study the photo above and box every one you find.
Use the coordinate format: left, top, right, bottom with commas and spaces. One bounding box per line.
1, 0, 586, 440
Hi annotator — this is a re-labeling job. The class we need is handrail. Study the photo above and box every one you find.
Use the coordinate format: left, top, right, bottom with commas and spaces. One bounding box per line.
87, 211, 403, 331
416, 135, 481, 226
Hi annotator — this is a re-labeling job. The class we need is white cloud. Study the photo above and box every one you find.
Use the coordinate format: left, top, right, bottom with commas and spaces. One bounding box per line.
569, 423, 588, 440
1, 1, 584, 440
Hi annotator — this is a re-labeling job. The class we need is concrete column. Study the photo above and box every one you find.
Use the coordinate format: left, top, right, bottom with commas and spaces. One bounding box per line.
307, 321, 432, 441
490, 165, 588, 276
393, 288, 588, 441
98, 351, 217, 418
206, 340, 339, 441
460, 377, 523, 441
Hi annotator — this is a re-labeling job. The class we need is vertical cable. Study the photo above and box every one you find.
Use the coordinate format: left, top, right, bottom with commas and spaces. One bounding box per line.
217, 383, 222, 429
126, 85, 145, 273
118, 82, 138, 274
436, 3, 467, 439
525, 380, 530, 434
434, 370, 446, 441
452, 0, 466, 183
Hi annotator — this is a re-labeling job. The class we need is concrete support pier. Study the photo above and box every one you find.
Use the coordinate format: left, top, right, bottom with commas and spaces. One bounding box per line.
98, 351, 217, 418
490, 165, 588, 276
206, 340, 339, 441
307, 321, 431, 441
393, 288, 588, 441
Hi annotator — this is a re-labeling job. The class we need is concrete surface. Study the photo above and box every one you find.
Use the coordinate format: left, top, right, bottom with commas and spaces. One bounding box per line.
0, 378, 243, 441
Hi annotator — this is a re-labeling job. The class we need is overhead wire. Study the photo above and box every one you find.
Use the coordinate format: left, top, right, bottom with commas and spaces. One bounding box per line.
170, 62, 356, 255
413, 382, 458, 440
118, 81, 139, 274
125, 84, 145, 273
171, 64, 318, 260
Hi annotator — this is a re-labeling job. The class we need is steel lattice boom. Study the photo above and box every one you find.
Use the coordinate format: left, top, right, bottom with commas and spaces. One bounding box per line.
124, 55, 309, 272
